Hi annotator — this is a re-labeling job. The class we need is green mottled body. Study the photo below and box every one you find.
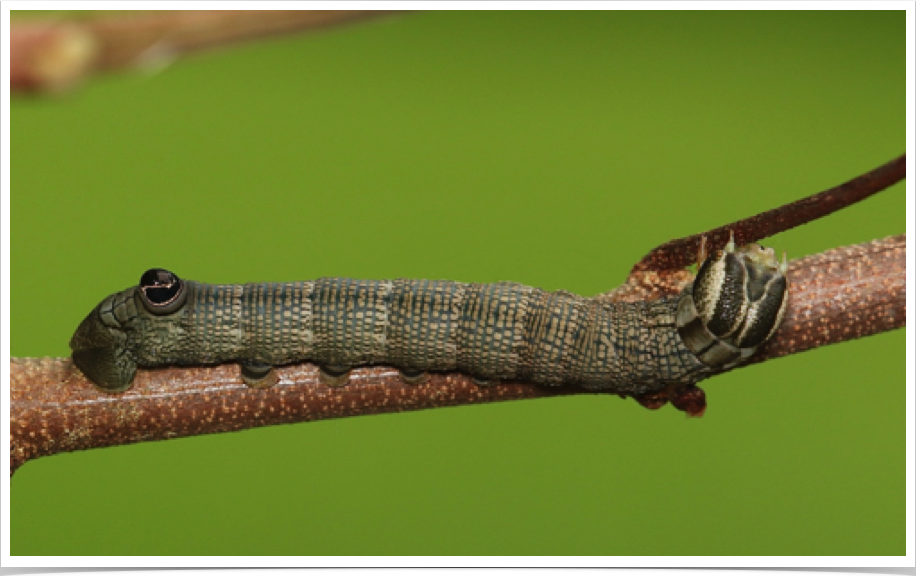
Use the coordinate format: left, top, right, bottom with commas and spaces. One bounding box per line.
71, 241, 788, 395
97, 277, 710, 395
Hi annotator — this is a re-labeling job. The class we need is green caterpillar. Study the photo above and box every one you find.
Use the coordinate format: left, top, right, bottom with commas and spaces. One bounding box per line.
70, 238, 788, 398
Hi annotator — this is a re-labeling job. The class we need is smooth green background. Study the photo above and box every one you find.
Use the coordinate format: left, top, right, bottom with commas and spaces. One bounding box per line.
11, 11, 904, 556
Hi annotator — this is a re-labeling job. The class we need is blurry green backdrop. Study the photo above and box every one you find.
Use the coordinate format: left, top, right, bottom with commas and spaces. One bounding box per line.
11, 10, 905, 556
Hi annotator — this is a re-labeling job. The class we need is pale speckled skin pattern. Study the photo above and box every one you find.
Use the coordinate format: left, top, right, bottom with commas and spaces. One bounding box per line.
81, 277, 713, 395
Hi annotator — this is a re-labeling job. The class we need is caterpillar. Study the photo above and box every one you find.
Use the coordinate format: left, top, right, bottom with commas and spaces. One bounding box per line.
70, 237, 788, 402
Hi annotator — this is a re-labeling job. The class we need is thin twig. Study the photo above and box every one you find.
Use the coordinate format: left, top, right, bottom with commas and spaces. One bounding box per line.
9, 234, 906, 476
631, 155, 906, 275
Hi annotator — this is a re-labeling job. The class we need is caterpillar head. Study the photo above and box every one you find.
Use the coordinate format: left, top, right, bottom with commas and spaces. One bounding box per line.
70, 268, 188, 392
676, 235, 789, 369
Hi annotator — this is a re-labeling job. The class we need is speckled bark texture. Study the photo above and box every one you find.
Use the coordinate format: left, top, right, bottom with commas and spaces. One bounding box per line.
746, 235, 905, 366
9, 235, 905, 475
9, 358, 575, 477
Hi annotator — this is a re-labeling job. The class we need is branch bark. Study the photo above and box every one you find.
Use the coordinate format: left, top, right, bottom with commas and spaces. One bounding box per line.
9, 234, 906, 476
10, 10, 407, 93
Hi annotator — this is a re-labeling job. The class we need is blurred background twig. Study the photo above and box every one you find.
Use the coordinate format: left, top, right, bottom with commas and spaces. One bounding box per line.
10, 10, 406, 93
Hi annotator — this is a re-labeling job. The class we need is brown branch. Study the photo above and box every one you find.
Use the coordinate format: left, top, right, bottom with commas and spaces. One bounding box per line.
747, 236, 905, 366
10, 234, 905, 476
10, 10, 406, 93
